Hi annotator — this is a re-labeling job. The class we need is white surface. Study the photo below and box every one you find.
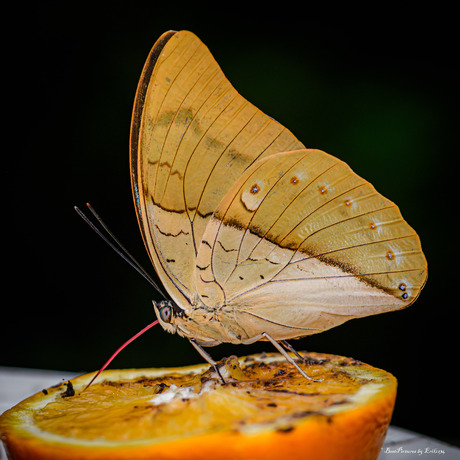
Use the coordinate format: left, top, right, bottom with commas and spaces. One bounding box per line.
1, 366, 459, 459
0, 366, 78, 417
379, 426, 459, 459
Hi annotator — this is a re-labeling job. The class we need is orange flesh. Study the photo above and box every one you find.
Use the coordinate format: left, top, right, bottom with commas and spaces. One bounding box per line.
0, 352, 397, 460
33, 353, 393, 441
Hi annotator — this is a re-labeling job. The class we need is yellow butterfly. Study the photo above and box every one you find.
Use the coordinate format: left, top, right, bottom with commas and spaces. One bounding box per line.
87, 30, 427, 383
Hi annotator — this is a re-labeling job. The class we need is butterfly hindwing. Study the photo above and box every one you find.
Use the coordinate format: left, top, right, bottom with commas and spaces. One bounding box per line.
195, 149, 427, 340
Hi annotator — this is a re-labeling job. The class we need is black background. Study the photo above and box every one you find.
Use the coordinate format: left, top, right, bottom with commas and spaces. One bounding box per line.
4, 1, 458, 447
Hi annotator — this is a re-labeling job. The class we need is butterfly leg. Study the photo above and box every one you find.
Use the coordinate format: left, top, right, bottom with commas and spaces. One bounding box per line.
281, 340, 307, 362
189, 338, 226, 384
262, 333, 322, 382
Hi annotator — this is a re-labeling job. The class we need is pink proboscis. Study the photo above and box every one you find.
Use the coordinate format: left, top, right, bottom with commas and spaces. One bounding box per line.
83, 320, 159, 391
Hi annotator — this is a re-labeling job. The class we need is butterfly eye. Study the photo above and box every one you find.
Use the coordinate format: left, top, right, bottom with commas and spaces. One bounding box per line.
160, 305, 173, 323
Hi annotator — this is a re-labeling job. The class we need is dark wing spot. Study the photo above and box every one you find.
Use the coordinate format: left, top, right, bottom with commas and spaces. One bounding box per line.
250, 184, 260, 194
218, 240, 237, 252
196, 264, 210, 271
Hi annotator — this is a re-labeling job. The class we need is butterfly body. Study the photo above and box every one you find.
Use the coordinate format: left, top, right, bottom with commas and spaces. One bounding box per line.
130, 31, 427, 352
152, 299, 240, 346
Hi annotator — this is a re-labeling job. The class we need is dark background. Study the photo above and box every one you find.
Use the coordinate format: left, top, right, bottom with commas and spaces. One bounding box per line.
4, 2, 458, 447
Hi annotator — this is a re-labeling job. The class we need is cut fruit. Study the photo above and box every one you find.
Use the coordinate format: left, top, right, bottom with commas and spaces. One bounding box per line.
0, 352, 397, 460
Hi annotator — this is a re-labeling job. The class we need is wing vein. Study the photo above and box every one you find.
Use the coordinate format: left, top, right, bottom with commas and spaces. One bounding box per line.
228, 152, 311, 276
158, 61, 222, 204
151, 39, 203, 196
191, 101, 257, 225
222, 154, 338, 283
229, 267, 422, 303
240, 310, 321, 331
227, 232, 419, 303
181, 89, 239, 253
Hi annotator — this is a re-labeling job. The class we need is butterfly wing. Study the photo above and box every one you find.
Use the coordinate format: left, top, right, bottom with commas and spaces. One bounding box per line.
130, 30, 304, 307
195, 149, 427, 341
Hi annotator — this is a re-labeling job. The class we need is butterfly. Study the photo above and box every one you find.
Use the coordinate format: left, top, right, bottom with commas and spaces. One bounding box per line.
92, 30, 427, 382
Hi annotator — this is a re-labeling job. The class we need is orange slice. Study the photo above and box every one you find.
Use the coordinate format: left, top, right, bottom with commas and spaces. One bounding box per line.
0, 352, 396, 460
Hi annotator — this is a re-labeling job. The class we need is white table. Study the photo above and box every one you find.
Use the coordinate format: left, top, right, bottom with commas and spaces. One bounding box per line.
1, 367, 459, 459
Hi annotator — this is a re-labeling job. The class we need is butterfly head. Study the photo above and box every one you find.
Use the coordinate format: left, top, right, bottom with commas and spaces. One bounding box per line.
152, 299, 185, 334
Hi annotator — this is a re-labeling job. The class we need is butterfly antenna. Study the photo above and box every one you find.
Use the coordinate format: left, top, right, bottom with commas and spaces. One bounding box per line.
74, 203, 167, 299
83, 320, 159, 390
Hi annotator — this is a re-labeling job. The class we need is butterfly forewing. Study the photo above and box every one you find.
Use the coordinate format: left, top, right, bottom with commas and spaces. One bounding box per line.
130, 30, 304, 306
